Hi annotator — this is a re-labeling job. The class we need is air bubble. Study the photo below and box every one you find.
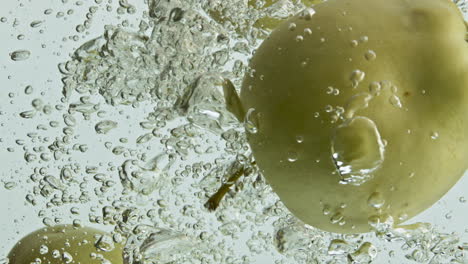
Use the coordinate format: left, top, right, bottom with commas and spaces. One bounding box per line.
39, 245, 49, 254
288, 23, 297, 31
328, 239, 351, 255
10, 50, 31, 61
287, 151, 298, 162
359, 36, 369, 43
332, 116, 385, 185
295, 135, 304, 143
19, 110, 36, 119
367, 192, 385, 208
350, 69, 365, 88
300, 8, 315, 20
322, 205, 331, 215
30, 20, 44, 28
365, 50, 376, 61
95, 120, 118, 134
23, 85, 33, 94
244, 108, 259, 134
368, 82, 381, 96
330, 212, 344, 224
389, 95, 402, 108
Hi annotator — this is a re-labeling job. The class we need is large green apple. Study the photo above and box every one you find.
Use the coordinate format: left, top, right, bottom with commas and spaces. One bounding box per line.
240, 0, 468, 233
8, 225, 124, 264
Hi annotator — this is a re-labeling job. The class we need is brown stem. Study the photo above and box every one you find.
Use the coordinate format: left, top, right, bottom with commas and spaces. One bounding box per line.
205, 161, 256, 211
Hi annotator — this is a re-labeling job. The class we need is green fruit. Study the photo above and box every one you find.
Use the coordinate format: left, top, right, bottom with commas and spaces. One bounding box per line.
8, 225, 124, 264
240, 0, 468, 233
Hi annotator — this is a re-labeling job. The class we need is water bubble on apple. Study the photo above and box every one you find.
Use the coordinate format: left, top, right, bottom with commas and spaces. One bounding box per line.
367, 192, 385, 209
244, 108, 259, 134
331, 116, 385, 185
365, 50, 377, 61
350, 69, 365, 88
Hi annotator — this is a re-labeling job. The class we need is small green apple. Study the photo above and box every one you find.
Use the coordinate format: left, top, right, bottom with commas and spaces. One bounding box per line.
240, 0, 468, 233
8, 225, 124, 264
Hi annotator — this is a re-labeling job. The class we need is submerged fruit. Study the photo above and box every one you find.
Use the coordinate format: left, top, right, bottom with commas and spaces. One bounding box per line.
8, 225, 124, 264
240, 0, 468, 233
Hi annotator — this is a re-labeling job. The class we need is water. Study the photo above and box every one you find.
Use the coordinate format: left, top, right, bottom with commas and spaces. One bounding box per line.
10, 50, 31, 61
1, 0, 468, 263
331, 116, 385, 186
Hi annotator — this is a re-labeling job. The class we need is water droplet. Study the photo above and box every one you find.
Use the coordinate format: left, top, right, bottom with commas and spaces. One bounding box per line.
137, 133, 153, 144
4, 182, 17, 190
24, 85, 33, 94
19, 110, 36, 119
30, 20, 44, 28
300, 8, 315, 20
330, 212, 344, 224
39, 245, 49, 254
389, 95, 402, 108
295, 35, 304, 42
344, 93, 372, 119
349, 242, 377, 263
95, 120, 118, 134
32, 98, 43, 110
328, 239, 351, 255
295, 135, 304, 143
332, 116, 385, 185
367, 192, 385, 208
445, 212, 452, 219
244, 108, 259, 134
288, 23, 297, 31
350, 69, 365, 88
287, 151, 298, 162
10, 50, 31, 61
368, 82, 381, 96
303, 28, 312, 35
62, 252, 73, 263
430, 131, 439, 140
350, 40, 358, 47
322, 205, 331, 215
359, 36, 369, 43
398, 213, 408, 221
95, 235, 115, 252
365, 50, 377, 61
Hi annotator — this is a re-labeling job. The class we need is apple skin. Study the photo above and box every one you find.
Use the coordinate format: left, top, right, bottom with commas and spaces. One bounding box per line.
7, 225, 124, 264
240, 0, 468, 233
